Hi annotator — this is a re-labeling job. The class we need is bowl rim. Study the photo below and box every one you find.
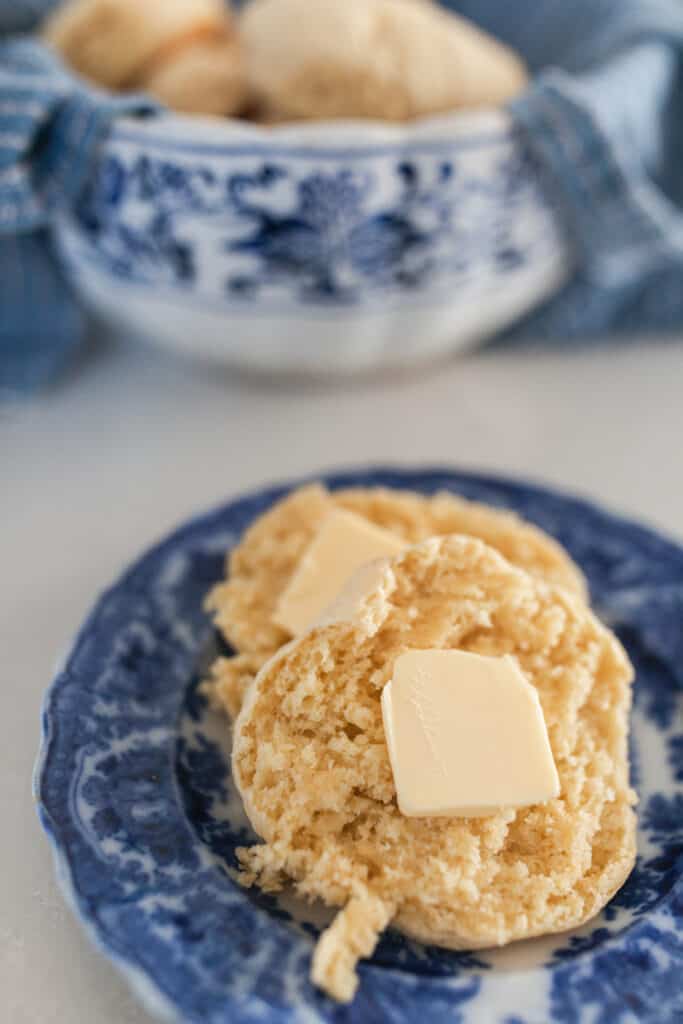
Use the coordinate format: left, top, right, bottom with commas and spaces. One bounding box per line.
114, 105, 514, 153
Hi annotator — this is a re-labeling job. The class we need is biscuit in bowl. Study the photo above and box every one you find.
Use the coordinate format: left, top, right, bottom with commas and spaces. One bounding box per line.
140, 30, 246, 117
241, 0, 528, 122
43, 0, 233, 91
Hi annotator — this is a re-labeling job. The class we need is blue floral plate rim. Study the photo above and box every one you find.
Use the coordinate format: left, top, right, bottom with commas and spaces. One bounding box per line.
34, 465, 683, 1024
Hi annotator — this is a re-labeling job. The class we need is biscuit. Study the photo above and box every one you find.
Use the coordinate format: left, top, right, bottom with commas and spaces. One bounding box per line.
140, 30, 246, 116
240, 0, 528, 122
232, 536, 636, 1001
43, 0, 230, 90
205, 483, 588, 716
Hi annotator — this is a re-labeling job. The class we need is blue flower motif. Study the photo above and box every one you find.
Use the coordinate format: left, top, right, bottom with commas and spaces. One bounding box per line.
670, 735, 683, 782
177, 734, 228, 805
549, 921, 683, 1024
71, 143, 548, 305
642, 793, 683, 839
297, 170, 366, 231
551, 927, 614, 960
81, 743, 200, 870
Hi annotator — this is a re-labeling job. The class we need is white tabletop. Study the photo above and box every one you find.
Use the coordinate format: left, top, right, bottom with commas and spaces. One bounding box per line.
3, 333, 682, 1023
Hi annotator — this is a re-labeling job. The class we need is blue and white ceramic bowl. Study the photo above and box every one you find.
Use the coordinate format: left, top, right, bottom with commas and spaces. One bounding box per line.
53, 109, 570, 373
35, 468, 683, 1023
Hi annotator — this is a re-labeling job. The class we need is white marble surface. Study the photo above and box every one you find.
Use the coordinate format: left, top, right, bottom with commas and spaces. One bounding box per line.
2, 332, 682, 1023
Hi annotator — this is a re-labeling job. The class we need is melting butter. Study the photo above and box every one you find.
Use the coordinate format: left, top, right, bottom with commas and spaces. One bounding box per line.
273, 508, 404, 635
382, 649, 560, 818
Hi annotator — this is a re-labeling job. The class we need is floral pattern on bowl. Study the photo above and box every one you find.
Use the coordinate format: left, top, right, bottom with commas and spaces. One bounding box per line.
54, 113, 570, 373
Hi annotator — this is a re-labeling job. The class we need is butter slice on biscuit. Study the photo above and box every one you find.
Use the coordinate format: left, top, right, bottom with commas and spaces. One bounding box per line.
233, 536, 635, 1001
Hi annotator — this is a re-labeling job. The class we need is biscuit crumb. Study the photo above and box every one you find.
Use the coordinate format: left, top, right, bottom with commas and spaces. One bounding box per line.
201, 653, 265, 719
311, 895, 395, 1003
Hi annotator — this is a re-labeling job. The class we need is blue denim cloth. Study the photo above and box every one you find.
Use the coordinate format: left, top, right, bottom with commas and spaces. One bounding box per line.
445, 0, 683, 343
0, 18, 156, 393
3, 0, 683, 390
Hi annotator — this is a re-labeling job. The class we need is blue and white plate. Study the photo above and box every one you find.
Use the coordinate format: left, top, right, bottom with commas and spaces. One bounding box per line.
35, 468, 683, 1023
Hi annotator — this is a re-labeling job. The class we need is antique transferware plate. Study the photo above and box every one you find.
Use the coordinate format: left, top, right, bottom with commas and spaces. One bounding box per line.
35, 468, 683, 1022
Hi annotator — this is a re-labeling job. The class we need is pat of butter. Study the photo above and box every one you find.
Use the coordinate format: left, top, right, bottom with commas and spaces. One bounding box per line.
315, 557, 392, 628
381, 650, 560, 818
273, 508, 405, 635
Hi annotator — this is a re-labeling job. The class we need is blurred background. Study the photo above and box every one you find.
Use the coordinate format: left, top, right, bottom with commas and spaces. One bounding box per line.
2, 1, 683, 1021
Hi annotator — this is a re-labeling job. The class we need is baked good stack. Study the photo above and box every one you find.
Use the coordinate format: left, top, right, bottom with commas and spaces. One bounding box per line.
42, 0, 528, 120
205, 484, 636, 1002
